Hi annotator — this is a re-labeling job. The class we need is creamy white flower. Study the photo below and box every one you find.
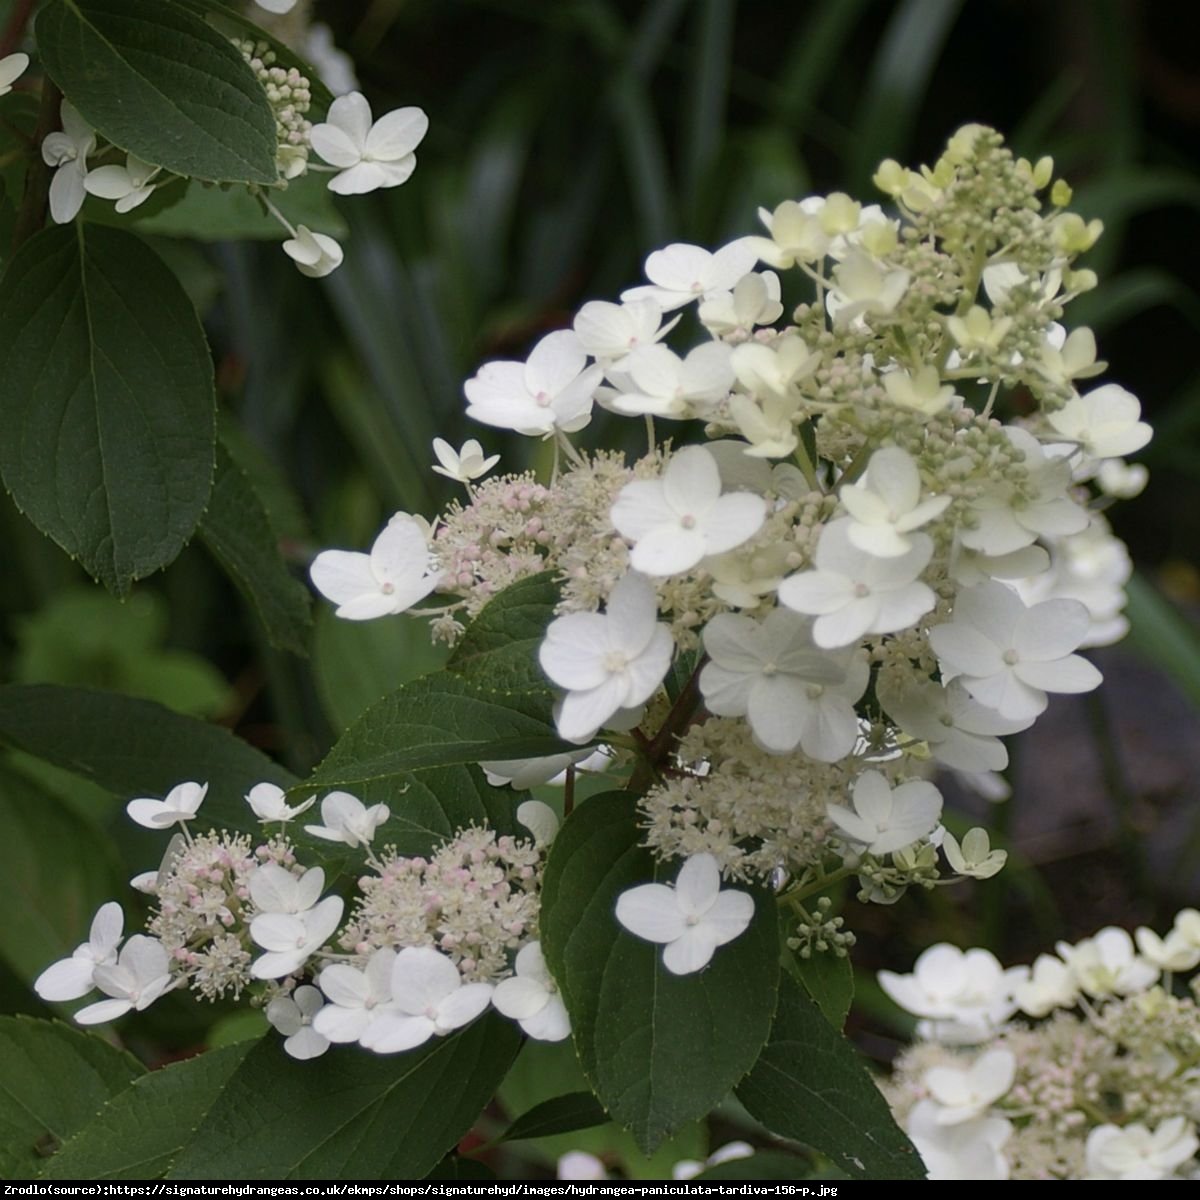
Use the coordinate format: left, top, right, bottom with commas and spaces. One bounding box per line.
1012, 953, 1078, 1018
826, 252, 910, 327
700, 609, 868, 760
730, 335, 820, 403
941, 828, 1007, 880
697, 271, 783, 336
573, 298, 677, 365
621, 239, 759, 311
465, 330, 602, 436
312, 948, 397, 1045
538, 571, 673, 742
482, 751, 595, 791
254, 0, 297, 11
515, 799, 561, 846
1046, 383, 1151, 461
611, 445, 766, 577
907, 1100, 1012, 1180
744, 201, 829, 268
1134, 926, 1200, 974
838, 446, 950, 557
672, 1141, 755, 1180
1038, 325, 1105, 388
1086, 1117, 1199, 1181
245, 782, 316, 824
266, 985, 330, 1060
616, 853, 754, 975
430, 438, 499, 483
557, 1152, 608, 1180
248, 864, 326, 915
929, 581, 1102, 722
282, 225, 343, 278
304, 791, 390, 848
84, 154, 161, 212
945, 305, 1014, 355
608, 342, 734, 419
948, 543, 1050, 589
777, 519, 936, 648
1056, 927, 1159, 998
877, 675, 1029, 773
34, 902, 124, 1002
881, 365, 960, 416
250, 895, 345, 980
126, 781, 207, 830
362, 947, 494, 1053
310, 513, 441, 620
879, 944, 1022, 1044
0, 52, 30, 97
826, 771, 942, 857
492, 942, 570, 1041
960, 427, 1087, 556
41, 101, 96, 224
75, 935, 176, 1025
310, 92, 427, 195
924, 1049, 1016, 1124
1097, 459, 1148, 499
303, 24, 358, 96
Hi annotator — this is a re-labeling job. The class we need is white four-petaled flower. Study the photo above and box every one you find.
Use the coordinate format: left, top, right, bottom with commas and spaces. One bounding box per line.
826, 770, 942, 857
621, 239, 759, 311
312, 948, 397, 1046
34, 902, 124, 1002
41, 101, 96, 224
491, 942, 570, 1041
250, 895, 345, 980
838, 446, 950, 557
74, 935, 176, 1025
431, 438, 499, 483
84, 154, 161, 212
0, 52, 29, 97
615, 853, 754, 975
266, 984, 330, 1060
126, 781, 207, 830
245, 781, 316, 824
281, 225, 344, 278
248, 863, 327, 915
304, 791, 390, 848
310, 92, 428, 195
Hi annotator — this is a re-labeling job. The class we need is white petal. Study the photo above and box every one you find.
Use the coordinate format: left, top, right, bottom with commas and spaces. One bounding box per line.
673, 854, 721, 917
391, 946, 460, 1013
327, 161, 390, 196
49, 165, 86, 224
615, 884, 686, 943
555, 677, 626, 741
434, 982, 494, 1032
519, 994, 571, 1041
284, 1026, 330, 1060
74, 998, 133, 1025
701, 493, 767, 556
35, 957, 99, 1002
365, 107, 428, 160
662, 927, 720, 974
362, 1012, 435, 1053
629, 527, 707, 576
310, 550, 378, 608
493, 975, 551, 1020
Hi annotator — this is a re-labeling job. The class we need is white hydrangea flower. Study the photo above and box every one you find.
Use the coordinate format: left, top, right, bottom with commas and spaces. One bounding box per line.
907, 1100, 1012, 1180
430, 438, 499, 483
881, 365, 960, 416
672, 1141, 755, 1180
312, 948, 398, 1046
826, 251, 911, 327
126, 781, 207, 830
610, 445, 766, 577
877, 674, 1030, 773
254, 0, 297, 11
878, 944, 1022, 1044
304, 791, 390, 848
924, 1048, 1016, 1124
1011, 953, 1078, 1018
730, 335, 820, 401
249, 895, 344, 980
41, 101, 96, 224
615, 852, 754, 975
557, 1152, 608, 1180
1133, 925, 1200, 974
941, 828, 1007, 880
515, 799, 560, 846
538, 571, 673, 742
75, 935, 176, 1025
310, 513, 441, 620
34, 902, 124, 1002
1038, 325, 1104, 389
826, 770, 942, 857
464, 330, 602, 436
947, 543, 1050, 589
1055, 927, 1159, 998
310, 92, 428, 195
929, 581, 1102, 721
621, 239, 759, 311
607, 342, 734, 419
281, 225, 343, 278
0, 52, 30, 97
491, 942, 570, 1042
838, 446, 950, 557
699, 609, 868, 761
1085, 1117, 1199, 1181
744, 200, 828, 268
245, 781, 316, 824
777, 519, 936, 648
573, 298, 677, 365
83, 154, 162, 212
266, 985, 330, 1060
1097, 458, 1148, 498
482, 751, 595, 791
361, 946, 494, 1053
247, 864, 326, 915
959, 427, 1088, 556
1045, 383, 1151, 461
697, 271, 783, 336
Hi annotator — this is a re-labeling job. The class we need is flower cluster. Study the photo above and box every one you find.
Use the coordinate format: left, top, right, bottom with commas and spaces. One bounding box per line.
34, 781, 566, 1059
310, 125, 1149, 971
881, 914, 1200, 1179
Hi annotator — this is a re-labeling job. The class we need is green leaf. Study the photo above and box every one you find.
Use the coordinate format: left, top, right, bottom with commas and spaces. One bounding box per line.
0, 1016, 143, 1179
500, 1092, 609, 1143
37, 0, 278, 184
40, 1043, 251, 1180
790, 950, 854, 1030
0, 685, 294, 835
0, 224, 215, 596
736, 975, 923, 1181
167, 1016, 521, 1180
0, 762, 123, 985
540, 792, 780, 1154
198, 441, 312, 656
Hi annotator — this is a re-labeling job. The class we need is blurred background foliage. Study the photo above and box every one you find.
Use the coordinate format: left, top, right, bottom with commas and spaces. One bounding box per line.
3, 0, 1200, 1151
